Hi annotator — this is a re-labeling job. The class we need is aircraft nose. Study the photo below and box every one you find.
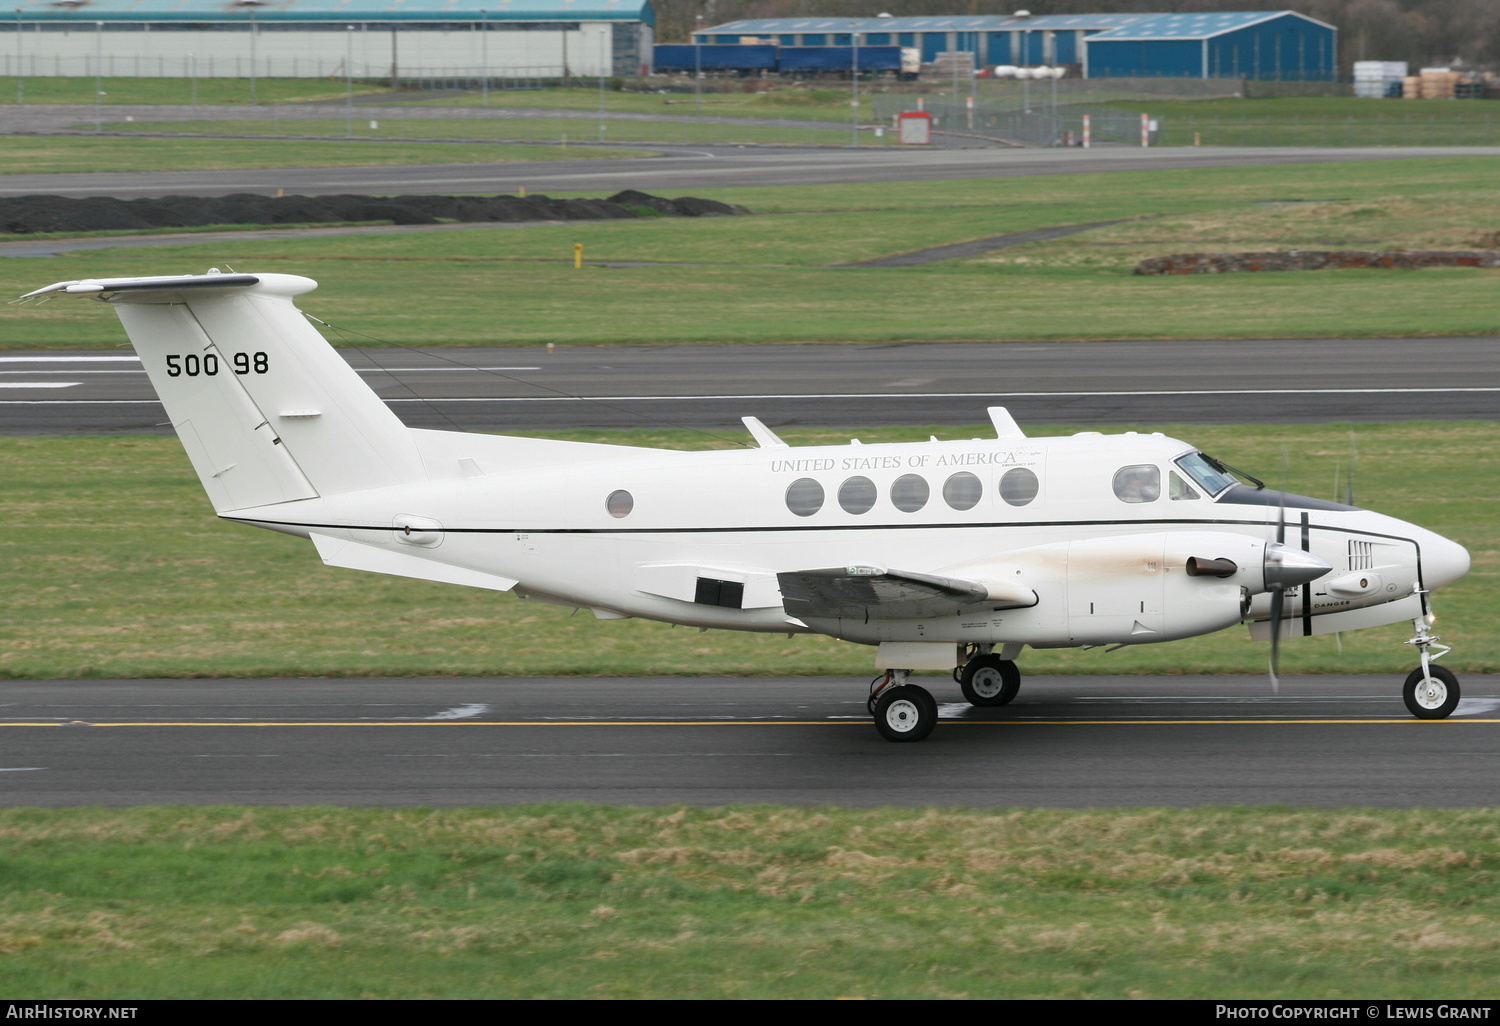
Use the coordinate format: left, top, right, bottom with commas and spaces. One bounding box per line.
1421, 531, 1471, 591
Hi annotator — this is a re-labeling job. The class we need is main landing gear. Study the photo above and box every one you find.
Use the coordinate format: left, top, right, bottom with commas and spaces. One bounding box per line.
1403, 599, 1460, 719
868, 670, 937, 742
866, 647, 1025, 742
957, 651, 1021, 707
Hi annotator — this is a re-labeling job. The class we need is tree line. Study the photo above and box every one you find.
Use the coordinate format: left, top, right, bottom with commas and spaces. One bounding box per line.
653, 0, 1500, 73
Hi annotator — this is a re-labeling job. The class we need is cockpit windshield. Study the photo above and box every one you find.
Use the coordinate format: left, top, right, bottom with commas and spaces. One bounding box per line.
1175, 452, 1242, 497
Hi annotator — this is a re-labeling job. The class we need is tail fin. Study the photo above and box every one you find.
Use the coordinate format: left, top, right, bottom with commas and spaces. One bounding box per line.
26, 271, 423, 512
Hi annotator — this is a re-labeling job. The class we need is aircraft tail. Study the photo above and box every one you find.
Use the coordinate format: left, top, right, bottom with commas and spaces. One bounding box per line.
26, 271, 423, 512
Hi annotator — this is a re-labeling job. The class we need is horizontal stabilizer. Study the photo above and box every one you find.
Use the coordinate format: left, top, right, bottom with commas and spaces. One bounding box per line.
22, 273, 260, 299
778, 566, 1032, 622
310, 533, 518, 593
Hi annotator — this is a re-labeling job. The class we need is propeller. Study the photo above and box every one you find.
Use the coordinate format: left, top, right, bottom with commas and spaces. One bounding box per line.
1269, 448, 1289, 693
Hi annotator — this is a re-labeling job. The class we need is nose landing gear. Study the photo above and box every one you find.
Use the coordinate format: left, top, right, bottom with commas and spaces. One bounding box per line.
1403, 590, 1459, 720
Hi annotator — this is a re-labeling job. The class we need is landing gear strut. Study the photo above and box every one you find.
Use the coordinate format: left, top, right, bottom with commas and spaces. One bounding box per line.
955, 645, 1021, 707
1403, 594, 1459, 719
868, 670, 937, 742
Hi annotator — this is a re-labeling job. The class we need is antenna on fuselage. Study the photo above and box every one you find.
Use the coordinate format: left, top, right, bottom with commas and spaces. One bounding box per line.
987, 407, 1026, 439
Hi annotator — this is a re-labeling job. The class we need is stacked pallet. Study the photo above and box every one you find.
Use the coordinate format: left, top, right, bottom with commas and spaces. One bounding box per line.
1418, 67, 1461, 99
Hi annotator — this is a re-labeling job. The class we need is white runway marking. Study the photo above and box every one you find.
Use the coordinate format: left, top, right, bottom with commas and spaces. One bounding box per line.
0, 356, 138, 363
1455, 698, 1500, 717
9, 386, 1500, 408
425, 703, 492, 721
0, 382, 78, 389
938, 703, 972, 719
0, 767, 44, 772
380, 387, 1500, 404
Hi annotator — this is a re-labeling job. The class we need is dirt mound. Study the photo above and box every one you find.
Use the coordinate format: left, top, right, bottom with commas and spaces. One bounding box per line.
1135, 250, 1500, 275
0, 191, 743, 235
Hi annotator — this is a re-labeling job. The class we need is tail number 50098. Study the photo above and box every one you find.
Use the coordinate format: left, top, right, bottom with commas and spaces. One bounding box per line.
166, 352, 269, 377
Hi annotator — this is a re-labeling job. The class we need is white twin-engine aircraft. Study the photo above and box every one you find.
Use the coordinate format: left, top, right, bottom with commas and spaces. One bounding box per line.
28, 270, 1472, 742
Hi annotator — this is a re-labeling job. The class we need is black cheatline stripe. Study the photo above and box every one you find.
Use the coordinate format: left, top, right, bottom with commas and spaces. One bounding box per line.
1301, 512, 1314, 637
221, 514, 1423, 548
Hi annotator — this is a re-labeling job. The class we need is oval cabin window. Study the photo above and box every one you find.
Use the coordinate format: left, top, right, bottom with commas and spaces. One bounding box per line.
942, 471, 983, 511
785, 478, 824, 517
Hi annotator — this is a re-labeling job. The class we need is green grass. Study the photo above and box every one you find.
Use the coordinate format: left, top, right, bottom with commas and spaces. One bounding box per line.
0, 75, 390, 106
2, 422, 1493, 680
0, 136, 658, 174
1102, 96, 1500, 147
2, 805, 1499, 998
408, 83, 880, 121
5, 158, 1498, 348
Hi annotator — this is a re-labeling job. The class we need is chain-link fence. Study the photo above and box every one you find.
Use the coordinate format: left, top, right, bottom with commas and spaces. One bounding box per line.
871, 95, 1157, 147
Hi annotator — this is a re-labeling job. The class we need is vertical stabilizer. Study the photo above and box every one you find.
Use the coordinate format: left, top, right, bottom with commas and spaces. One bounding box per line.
26, 272, 425, 512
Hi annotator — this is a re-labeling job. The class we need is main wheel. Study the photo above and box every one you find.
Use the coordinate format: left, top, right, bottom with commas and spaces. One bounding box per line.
873, 684, 938, 742
1403, 665, 1460, 720
959, 655, 1020, 707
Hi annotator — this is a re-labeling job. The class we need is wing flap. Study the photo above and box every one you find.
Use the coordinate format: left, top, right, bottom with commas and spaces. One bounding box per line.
777, 566, 1032, 621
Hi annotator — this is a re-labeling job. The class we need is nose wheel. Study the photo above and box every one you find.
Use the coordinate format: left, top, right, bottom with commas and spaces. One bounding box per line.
1402, 594, 1459, 720
1403, 665, 1459, 719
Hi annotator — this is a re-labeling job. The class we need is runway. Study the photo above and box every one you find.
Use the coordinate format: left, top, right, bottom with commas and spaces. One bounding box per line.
4, 336, 1496, 435
4, 144, 1498, 198
1, 675, 1495, 807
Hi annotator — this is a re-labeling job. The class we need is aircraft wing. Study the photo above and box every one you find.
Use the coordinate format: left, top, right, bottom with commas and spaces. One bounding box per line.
777, 566, 1034, 622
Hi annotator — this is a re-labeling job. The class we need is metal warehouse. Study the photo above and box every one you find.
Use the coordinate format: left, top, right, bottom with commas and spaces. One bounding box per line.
691, 10, 1337, 80
1, 0, 656, 79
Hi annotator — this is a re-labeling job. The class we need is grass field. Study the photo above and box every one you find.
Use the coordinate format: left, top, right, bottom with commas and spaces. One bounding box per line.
3, 421, 1492, 681
2, 805, 1498, 998
0, 75, 389, 106
5, 157, 1498, 348
0, 136, 656, 175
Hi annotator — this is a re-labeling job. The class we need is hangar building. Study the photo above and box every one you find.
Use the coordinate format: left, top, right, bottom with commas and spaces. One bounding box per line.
691, 10, 1337, 80
1, 0, 656, 79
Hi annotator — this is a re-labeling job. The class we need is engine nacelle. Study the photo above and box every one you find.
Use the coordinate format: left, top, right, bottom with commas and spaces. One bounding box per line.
851, 531, 1310, 648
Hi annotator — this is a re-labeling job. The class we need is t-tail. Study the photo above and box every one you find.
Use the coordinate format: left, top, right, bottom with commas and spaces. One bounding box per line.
24, 270, 424, 512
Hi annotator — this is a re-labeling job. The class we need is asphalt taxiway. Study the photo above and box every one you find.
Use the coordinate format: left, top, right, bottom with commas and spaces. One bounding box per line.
4, 337, 1496, 435
1, 675, 1495, 807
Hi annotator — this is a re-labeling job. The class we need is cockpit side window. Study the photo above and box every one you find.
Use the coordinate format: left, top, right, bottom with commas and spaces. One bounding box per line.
1169, 471, 1200, 501
1175, 452, 1238, 497
1113, 465, 1160, 503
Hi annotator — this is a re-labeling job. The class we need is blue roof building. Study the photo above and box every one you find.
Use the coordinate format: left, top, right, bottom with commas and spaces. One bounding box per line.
693, 11, 1337, 80
1085, 11, 1336, 80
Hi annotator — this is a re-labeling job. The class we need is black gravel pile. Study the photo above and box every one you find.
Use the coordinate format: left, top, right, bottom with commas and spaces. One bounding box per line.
0, 189, 742, 235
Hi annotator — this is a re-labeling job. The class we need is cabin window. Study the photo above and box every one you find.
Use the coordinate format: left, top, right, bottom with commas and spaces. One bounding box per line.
942, 471, 983, 511
785, 478, 824, 517
1113, 465, 1161, 503
999, 467, 1039, 506
606, 489, 634, 517
838, 476, 878, 514
890, 474, 929, 512
1169, 471, 1200, 501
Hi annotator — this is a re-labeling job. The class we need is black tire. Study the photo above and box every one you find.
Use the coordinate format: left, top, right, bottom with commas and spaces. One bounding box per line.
873, 684, 938, 742
1403, 665, 1460, 720
959, 655, 1020, 707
